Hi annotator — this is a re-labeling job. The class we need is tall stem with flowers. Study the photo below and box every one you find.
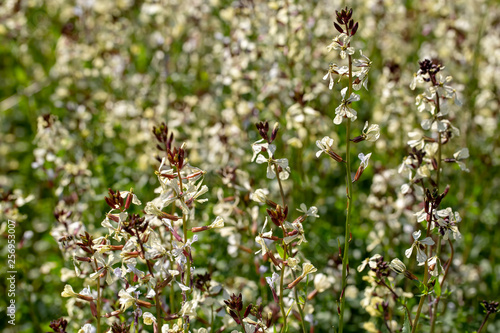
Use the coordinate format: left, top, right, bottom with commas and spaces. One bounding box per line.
388, 59, 467, 332
59, 124, 225, 333
319, 7, 378, 332
251, 121, 319, 332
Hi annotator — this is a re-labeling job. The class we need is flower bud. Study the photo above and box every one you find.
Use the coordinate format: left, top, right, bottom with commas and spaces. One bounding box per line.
270, 122, 280, 142
389, 258, 406, 274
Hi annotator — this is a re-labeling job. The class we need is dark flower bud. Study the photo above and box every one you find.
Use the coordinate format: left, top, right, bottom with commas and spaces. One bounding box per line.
351, 22, 359, 36
270, 122, 279, 142
351, 135, 365, 143
244, 304, 253, 318
49, 317, 68, 333
256, 121, 270, 142
334, 22, 344, 33
124, 191, 133, 210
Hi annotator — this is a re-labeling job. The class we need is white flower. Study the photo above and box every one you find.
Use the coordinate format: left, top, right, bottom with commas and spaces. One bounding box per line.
287, 263, 317, 288
436, 208, 462, 240
322, 63, 349, 89
287, 257, 300, 270
118, 289, 136, 311
327, 33, 355, 59
334, 87, 359, 125
209, 216, 224, 229
316, 136, 334, 158
313, 273, 333, 293
357, 254, 382, 272
353, 51, 371, 90
266, 272, 280, 291
162, 323, 181, 333
284, 221, 307, 245
407, 130, 425, 150
362, 122, 380, 142
452, 148, 469, 172
120, 190, 142, 206
359, 153, 372, 169
353, 152, 372, 182
89, 252, 120, 285
405, 230, 435, 264
61, 284, 78, 298
251, 189, 269, 203
297, 203, 319, 218
143, 312, 157, 325
301, 263, 317, 278
255, 149, 290, 180
426, 256, 444, 277
78, 324, 96, 333
255, 218, 272, 255
323, 64, 336, 90
251, 139, 276, 162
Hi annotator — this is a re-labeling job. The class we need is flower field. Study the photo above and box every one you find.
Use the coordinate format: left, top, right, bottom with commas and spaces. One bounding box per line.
1, 0, 499, 332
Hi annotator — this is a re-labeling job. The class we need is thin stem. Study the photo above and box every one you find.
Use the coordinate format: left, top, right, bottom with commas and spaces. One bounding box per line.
274, 162, 289, 332
294, 279, 307, 333
135, 226, 163, 329
430, 240, 454, 333
338, 52, 354, 333
93, 257, 102, 333
429, 90, 444, 333
279, 260, 288, 333
477, 313, 491, 333
275, 163, 286, 207
379, 279, 413, 330
412, 203, 435, 332
411, 264, 429, 333
404, 303, 414, 330
176, 168, 191, 333
170, 204, 176, 313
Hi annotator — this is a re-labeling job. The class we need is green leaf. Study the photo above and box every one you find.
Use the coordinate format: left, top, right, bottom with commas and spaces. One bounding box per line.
298, 296, 305, 305
435, 278, 442, 297
275, 244, 284, 259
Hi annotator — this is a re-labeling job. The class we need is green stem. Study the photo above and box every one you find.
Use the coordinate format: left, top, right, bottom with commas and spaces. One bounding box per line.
275, 162, 289, 332
295, 288, 307, 333
279, 259, 288, 333
170, 204, 176, 313
338, 52, 354, 333
477, 312, 491, 333
429, 91, 443, 333
430, 240, 454, 333
275, 163, 286, 208
412, 202, 435, 332
176, 167, 191, 333
135, 225, 162, 329
93, 258, 102, 333
411, 263, 429, 333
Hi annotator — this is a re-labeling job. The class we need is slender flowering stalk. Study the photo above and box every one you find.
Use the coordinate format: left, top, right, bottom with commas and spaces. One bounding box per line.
251, 121, 318, 332
401, 59, 467, 333
320, 7, 375, 333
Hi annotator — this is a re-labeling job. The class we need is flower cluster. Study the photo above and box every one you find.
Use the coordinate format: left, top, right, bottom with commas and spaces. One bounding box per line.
251, 120, 319, 332
58, 125, 226, 332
